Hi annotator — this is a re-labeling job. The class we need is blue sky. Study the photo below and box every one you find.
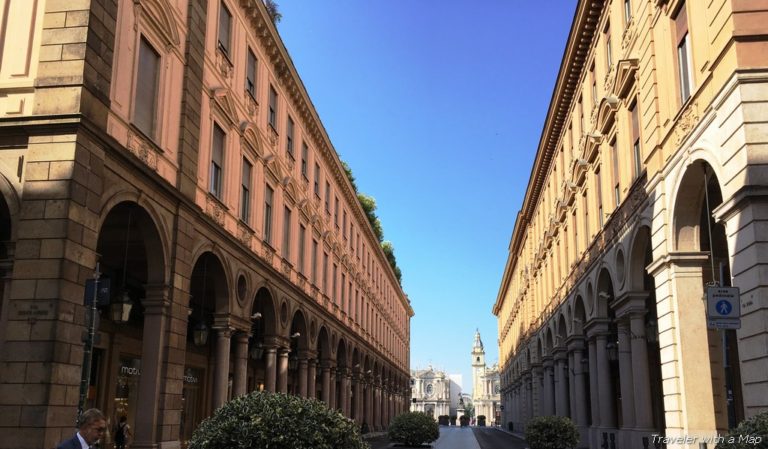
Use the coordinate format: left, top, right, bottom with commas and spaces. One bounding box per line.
277, 1, 577, 393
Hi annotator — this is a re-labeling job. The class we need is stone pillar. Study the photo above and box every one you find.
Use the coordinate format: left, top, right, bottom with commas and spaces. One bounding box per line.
569, 339, 589, 427
354, 374, 363, 423
339, 368, 349, 416
542, 357, 555, 415
648, 252, 720, 443
212, 327, 232, 409
307, 359, 317, 399
321, 363, 332, 405
587, 337, 600, 426
630, 310, 654, 429
595, 333, 616, 428
531, 364, 542, 416
373, 382, 381, 430
277, 347, 289, 393
132, 285, 170, 449
265, 347, 277, 392
554, 350, 568, 417
232, 332, 249, 397
298, 358, 309, 397
329, 366, 337, 409
568, 350, 577, 419
617, 320, 636, 428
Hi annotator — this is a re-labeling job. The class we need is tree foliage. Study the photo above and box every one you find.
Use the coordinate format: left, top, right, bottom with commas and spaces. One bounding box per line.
387, 412, 439, 447
263, 0, 282, 24
525, 416, 580, 449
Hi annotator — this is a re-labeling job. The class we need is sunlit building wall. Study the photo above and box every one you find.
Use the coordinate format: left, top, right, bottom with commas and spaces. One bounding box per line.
493, 0, 768, 448
0, 0, 413, 447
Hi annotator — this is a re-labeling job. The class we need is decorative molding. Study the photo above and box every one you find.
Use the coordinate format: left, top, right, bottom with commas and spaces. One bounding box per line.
126, 129, 159, 171
133, 0, 181, 50
237, 222, 253, 247
612, 59, 639, 99
215, 50, 234, 80
674, 101, 700, 146
205, 195, 226, 226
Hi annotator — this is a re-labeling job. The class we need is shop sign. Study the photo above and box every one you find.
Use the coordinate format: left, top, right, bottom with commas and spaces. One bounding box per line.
120, 359, 142, 377
183, 368, 200, 384
84, 278, 111, 306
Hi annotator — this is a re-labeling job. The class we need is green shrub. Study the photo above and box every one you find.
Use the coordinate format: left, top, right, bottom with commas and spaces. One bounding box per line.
459, 415, 469, 427
188, 391, 367, 449
388, 412, 439, 447
477, 415, 486, 426
715, 411, 768, 449
525, 416, 580, 449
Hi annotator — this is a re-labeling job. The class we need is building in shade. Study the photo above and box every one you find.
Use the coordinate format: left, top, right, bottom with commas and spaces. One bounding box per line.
470, 331, 500, 425
0, 1, 413, 448
493, 1, 768, 448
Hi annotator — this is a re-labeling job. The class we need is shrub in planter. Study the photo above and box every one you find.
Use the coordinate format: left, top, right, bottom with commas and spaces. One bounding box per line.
459, 415, 470, 427
715, 411, 768, 449
525, 416, 580, 449
188, 391, 367, 449
438, 415, 449, 426
477, 415, 486, 427
388, 412, 439, 447
449, 415, 457, 426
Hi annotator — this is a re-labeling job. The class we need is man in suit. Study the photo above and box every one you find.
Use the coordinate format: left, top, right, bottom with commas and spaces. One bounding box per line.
57, 408, 107, 449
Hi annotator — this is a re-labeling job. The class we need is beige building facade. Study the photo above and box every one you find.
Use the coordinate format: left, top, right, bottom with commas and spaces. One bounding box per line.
0, 0, 413, 448
493, 0, 768, 448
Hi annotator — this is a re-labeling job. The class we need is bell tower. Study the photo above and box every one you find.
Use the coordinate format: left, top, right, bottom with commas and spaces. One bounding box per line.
471, 329, 485, 397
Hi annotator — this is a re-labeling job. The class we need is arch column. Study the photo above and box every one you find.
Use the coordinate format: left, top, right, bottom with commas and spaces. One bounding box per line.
586, 319, 616, 429
232, 332, 249, 397
553, 348, 568, 417
614, 291, 654, 430
531, 363, 542, 417
264, 347, 277, 392
568, 338, 589, 427
132, 285, 170, 449
297, 357, 309, 397
212, 325, 232, 409
648, 252, 719, 443
277, 347, 289, 393
541, 357, 555, 416
321, 361, 332, 405
339, 367, 350, 415
307, 358, 317, 399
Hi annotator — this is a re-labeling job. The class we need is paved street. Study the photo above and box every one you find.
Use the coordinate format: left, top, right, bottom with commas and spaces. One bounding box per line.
368, 426, 528, 449
472, 427, 529, 449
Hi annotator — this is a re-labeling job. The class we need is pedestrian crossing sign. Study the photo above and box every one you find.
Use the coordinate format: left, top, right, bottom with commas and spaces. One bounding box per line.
706, 286, 740, 329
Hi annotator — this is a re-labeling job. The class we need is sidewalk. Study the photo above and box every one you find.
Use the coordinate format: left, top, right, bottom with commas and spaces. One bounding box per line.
494, 424, 527, 440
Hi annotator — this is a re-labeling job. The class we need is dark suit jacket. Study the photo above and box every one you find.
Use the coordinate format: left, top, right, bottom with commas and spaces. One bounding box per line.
55, 434, 82, 449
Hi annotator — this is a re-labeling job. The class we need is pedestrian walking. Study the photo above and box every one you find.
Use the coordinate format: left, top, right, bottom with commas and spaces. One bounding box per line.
114, 416, 132, 449
56, 408, 107, 449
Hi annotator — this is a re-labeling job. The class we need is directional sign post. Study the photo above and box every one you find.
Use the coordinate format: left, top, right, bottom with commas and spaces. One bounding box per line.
706, 286, 740, 329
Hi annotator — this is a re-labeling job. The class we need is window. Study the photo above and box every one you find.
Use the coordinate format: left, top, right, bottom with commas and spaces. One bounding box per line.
314, 163, 320, 198
334, 196, 339, 228
311, 239, 318, 282
605, 24, 613, 69
264, 185, 274, 244
282, 207, 291, 259
341, 273, 346, 310
590, 63, 598, 108
630, 101, 642, 178
333, 263, 337, 302
675, 2, 693, 104
301, 142, 308, 180
322, 252, 328, 294
596, 167, 604, 227
218, 2, 231, 55
286, 116, 294, 159
579, 96, 585, 134
624, 0, 632, 25
241, 158, 252, 223
342, 210, 347, 239
210, 123, 225, 198
324, 181, 330, 213
583, 191, 590, 244
246, 49, 257, 97
135, 37, 160, 138
298, 224, 306, 274
268, 85, 278, 130
611, 139, 620, 208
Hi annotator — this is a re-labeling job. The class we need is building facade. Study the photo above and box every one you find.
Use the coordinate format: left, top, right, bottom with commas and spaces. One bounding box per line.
0, 1, 413, 448
409, 366, 459, 419
470, 331, 500, 424
493, 0, 768, 448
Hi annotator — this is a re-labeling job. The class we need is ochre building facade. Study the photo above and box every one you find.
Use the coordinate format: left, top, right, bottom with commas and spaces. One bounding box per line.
493, 0, 768, 448
0, 1, 413, 448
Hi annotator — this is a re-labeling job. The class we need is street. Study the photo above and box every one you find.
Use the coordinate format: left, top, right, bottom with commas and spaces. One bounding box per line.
368, 426, 528, 449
